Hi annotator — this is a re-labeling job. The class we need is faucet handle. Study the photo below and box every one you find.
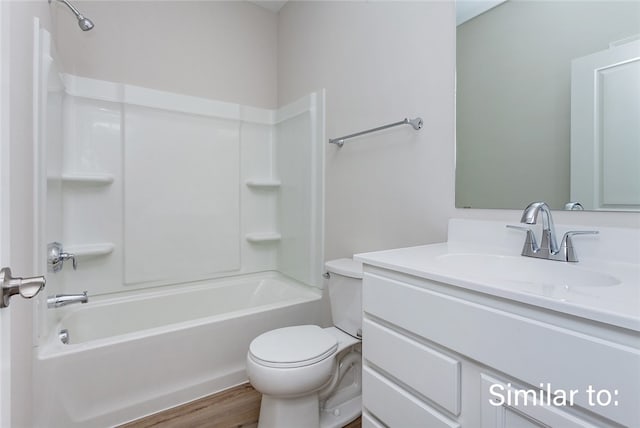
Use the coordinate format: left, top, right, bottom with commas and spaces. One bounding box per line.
506, 225, 530, 231
560, 230, 599, 262
561, 230, 599, 243
506, 225, 539, 255
48, 242, 77, 272
60, 251, 77, 270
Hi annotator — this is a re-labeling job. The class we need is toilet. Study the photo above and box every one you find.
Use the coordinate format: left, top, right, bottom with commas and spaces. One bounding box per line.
246, 258, 363, 428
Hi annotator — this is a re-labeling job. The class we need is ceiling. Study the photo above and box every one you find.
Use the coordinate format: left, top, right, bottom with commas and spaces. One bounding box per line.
456, 0, 507, 25
248, 0, 507, 22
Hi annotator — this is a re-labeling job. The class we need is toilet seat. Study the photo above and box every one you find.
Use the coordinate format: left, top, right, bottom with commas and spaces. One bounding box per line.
249, 325, 338, 369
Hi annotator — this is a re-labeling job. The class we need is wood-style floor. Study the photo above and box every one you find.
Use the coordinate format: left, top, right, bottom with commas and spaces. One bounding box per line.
121, 383, 361, 428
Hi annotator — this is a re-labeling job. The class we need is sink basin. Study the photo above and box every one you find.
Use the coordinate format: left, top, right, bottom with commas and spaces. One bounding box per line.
434, 253, 621, 289
355, 219, 640, 331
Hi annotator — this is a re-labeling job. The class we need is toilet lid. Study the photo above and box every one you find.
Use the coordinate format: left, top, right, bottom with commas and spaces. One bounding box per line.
249, 325, 338, 368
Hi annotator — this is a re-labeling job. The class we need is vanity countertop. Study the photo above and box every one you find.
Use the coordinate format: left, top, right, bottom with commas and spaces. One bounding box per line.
355, 219, 640, 332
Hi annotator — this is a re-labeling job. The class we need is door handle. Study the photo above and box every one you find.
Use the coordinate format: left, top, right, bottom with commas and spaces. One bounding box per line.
1, 267, 46, 308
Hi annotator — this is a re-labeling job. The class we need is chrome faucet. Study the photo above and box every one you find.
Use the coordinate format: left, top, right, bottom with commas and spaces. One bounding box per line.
521, 201, 559, 255
564, 202, 584, 211
47, 291, 88, 308
48, 242, 77, 273
507, 201, 598, 262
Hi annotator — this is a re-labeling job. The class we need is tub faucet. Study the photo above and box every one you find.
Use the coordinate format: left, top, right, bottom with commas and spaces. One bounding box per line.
47, 291, 88, 308
507, 201, 598, 262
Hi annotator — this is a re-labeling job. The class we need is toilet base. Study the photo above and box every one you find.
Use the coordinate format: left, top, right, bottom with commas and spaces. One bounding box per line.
320, 392, 361, 428
256, 392, 362, 428
257, 358, 362, 428
251, 327, 362, 428
257, 393, 320, 428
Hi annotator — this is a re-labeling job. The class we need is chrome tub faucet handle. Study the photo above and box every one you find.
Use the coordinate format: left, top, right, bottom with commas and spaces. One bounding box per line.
48, 242, 77, 273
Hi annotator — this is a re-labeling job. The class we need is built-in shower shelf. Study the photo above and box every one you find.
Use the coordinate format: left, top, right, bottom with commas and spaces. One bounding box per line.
245, 179, 281, 189
245, 233, 281, 243
60, 173, 114, 185
65, 243, 115, 258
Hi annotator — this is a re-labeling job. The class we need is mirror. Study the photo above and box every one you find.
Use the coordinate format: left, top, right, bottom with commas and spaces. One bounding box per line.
455, 0, 640, 211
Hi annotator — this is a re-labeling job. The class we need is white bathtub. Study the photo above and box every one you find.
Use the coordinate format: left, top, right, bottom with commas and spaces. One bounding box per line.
34, 272, 324, 427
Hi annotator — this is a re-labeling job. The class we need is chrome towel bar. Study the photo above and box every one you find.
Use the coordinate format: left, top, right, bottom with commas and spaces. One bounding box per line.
329, 117, 423, 148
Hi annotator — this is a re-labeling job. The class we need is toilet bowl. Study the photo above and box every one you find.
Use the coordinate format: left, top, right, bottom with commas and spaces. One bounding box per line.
247, 325, 339, 397
246, 258, 363, 428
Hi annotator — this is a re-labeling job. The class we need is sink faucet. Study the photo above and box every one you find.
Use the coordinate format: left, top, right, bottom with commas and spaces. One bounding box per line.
47, 291, 88, 308
507, 201, 598, 262
520, 201, 559, 255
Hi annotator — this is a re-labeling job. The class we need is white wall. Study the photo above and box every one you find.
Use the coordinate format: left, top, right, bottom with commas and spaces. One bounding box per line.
278, 1, 456, 260
278, 0, 639, 262
54, 0, 639, 265
5, 3, 54, 426
49, 1, 640, 266
53, 1, 278, 109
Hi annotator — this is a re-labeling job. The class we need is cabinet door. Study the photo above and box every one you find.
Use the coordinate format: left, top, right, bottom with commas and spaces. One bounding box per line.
480, 374, 609, 428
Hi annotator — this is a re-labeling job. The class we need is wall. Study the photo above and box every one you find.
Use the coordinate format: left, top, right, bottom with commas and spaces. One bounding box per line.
456, 0, 640, 210
53, 1, 278, 109
278, 1, 456, 260
5, 2, 54, 426
49, 2, 640, 266
278, 0, 639, 262
55, 0, 639, 268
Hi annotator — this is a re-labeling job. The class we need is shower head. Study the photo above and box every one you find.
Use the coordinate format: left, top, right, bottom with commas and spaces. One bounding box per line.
49, 0, 95, 31
78, 16, 94, 31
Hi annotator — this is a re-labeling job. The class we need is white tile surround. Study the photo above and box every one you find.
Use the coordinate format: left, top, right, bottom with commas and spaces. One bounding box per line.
50, 74, 324, 298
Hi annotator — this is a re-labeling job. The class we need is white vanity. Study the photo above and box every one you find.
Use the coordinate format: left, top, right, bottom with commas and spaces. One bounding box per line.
355, 219, 640, 428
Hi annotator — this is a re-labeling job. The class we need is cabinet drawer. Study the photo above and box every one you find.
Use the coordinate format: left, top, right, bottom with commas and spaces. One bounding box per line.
363, 366, 460, 428
480, 374, 610, 428
363, 272, 640, 427
363, 318, 460, 415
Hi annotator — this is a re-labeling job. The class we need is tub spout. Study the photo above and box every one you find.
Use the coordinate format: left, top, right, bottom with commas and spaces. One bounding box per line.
47, 291, 88, 308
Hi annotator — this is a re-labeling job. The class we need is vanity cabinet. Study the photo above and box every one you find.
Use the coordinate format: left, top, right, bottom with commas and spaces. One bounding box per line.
361, 267, 640, 428
478, 374, 603, 428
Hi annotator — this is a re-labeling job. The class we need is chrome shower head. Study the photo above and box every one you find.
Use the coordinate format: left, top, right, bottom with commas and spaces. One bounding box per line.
49, 0, 95, 32
78, 16, 94, 31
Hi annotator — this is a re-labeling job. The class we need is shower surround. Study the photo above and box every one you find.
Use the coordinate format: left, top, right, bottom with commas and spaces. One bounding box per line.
33, 26, 326, 426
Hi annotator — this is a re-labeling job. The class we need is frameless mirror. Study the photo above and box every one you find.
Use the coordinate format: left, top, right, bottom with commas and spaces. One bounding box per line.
455, 0, 640, 211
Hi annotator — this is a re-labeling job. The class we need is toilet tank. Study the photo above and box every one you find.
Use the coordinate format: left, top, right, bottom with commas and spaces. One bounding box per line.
325, 258, 363, 338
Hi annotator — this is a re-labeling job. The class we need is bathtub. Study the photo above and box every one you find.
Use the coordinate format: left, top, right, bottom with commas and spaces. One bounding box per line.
33, 272, 324, 427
